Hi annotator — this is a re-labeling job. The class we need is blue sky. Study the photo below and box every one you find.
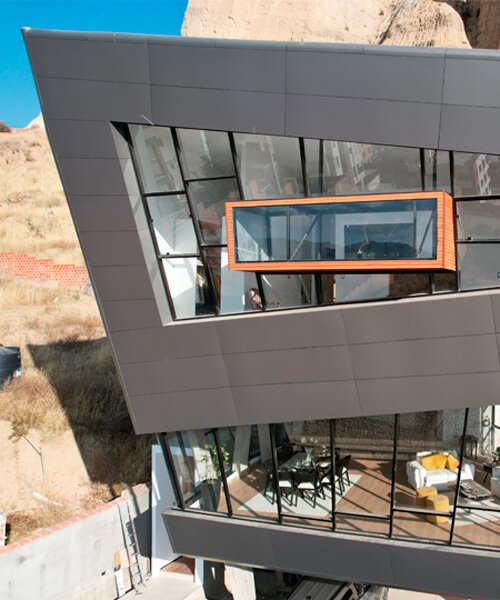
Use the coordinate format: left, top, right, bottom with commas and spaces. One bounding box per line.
1, 0, 188, 127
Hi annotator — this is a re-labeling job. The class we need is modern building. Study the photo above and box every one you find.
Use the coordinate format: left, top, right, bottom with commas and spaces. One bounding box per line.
23, 28, 500, 599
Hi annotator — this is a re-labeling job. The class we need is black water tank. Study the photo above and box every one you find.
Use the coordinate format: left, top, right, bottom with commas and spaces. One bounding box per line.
0, 346, 21, 389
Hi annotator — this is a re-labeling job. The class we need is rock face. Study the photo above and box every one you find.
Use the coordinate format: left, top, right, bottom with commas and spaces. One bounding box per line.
182, 0, 471, 48
27, 113, 45, 130
0, 121, 11, 133
475, 0, 500, 49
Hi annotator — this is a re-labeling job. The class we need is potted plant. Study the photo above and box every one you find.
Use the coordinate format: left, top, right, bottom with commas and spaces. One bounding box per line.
199, 441, 230, 511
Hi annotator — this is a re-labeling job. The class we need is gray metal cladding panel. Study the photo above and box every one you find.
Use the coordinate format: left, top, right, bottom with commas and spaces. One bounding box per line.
215, 308, 347, 353
100, 300, 163, 332
151, 86, 285, 136
78, 231, 147, 267
131, 388, 238, 432
120, 355, 229, 395
162, 321, 222, 359
350, 334, 500, 380
356, 372, 500, 415
56, 158, 132, 197
285, 94, 441, 149
439, 104, 500, 154
231, 381, 361, 425
91, 266, 156, 301
443, 57, 500, 109
286, 51, 445, 103
490, 294, 500, 332
149, 44, 286, 92
69, 196, 138, 232
24, 35, 149, 83
111, 322, 220, 363
223, 346, 354, 386
44, 120, 129, 159
342, 293, 496, 344
163, 511, 500, 599
111, 328, 169, 364
36, 77, 151, 123
388, 543, 500, 600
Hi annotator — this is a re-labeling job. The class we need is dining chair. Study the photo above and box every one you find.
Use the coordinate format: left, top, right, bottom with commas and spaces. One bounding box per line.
294, 468, 321, 508
272, 468, 295, 505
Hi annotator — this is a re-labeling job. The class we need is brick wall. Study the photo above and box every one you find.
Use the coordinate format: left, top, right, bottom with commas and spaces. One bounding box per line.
0, 252, 88, 289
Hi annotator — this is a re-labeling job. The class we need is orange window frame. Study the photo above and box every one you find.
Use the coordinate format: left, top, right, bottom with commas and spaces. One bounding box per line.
225, 191, 456, 273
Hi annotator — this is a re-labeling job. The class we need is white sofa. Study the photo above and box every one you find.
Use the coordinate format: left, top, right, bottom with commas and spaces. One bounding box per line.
407, 450, 475, 491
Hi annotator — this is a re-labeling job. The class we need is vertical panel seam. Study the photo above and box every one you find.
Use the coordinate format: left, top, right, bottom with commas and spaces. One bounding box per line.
437, 51, 448, 150
339, 311, 363, 415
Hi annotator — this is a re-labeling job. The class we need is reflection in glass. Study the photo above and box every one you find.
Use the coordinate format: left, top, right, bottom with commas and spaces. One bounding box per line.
457, 200, 500, 241
177, 129, 234, 180
229, 425, 279, 522
130, 125, 183, 193
454, 152, 500, 197
322, 142, 421, 196
163, 257, 215, 318
261, 274, 316, 309
334, 273, 430, 303
232, 199, 438, 264
235, 134, 304, 200
458, 244, 500, 290
168, 430, 230, 513
188, 178, 240, 244
147, 195, 197, 255
423, 150, 451, 192
433, 272, 457, 293
203, 247, 261, 314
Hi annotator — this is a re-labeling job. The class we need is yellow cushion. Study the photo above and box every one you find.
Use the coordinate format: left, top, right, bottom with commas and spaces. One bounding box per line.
420, 454, 436, 470
433, 453, 447, 470
446, 453, 460, 471
420, 452, 447, 471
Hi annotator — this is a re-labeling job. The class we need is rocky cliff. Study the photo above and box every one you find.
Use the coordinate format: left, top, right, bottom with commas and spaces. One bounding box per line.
182, 0, 471, 48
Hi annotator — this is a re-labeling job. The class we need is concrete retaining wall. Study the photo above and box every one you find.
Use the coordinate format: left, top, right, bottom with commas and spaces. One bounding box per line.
0, 484, 151, 600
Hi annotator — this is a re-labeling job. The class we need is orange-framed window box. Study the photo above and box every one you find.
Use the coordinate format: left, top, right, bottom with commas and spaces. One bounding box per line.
225, 191, 455, 273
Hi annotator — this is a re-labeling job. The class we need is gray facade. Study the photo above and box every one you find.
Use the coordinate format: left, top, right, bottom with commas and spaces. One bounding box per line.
24, 29, 500, 598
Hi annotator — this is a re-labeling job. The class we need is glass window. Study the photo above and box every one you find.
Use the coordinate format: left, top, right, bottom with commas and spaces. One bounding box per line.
234, 206, 288, 262
203, 247, 261, 314
423, 150, 451, 192
452, 404, 500, 550
130, 125, 183, 193
232, 198, 438, 265
304, 138, 322, 197
322, 142, 421, 196
147, 195, 197, 255
335, 415, 394, 535
458, 244, 500, 291
333, 273, 431, 304
433, 272, 457, 293
272, 421, 331, 522
235, 134, 304, 200
229, 425, 279, 522
168, 430, 229, 514
188, 178, 240, 244
457, 200, 500, 241
177, 129, 234, 180
454, 152, 500, 197
162, 257, 215, 318
394, 409, 464, 543
261, 274, 316, 309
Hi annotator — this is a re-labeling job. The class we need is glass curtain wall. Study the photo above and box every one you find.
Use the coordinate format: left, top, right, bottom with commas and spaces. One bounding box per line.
161, 405, 500, 551
129, 124, 500, 320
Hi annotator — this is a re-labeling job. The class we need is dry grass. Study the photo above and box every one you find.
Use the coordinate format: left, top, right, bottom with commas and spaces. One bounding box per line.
0, 128, 83, 265
7, 504, 76, 544
0, 277, 68, 306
